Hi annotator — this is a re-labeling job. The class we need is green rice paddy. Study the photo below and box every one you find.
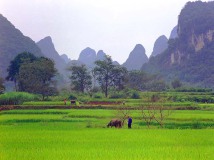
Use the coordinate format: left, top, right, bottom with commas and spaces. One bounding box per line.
0, 109, 214, 159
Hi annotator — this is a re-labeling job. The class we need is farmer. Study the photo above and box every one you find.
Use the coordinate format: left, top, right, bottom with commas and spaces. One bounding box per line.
128, 116, 132, 129
64, 99, 67, 105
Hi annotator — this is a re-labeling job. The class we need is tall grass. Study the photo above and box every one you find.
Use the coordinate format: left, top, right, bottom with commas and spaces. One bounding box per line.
0, 92, 40, 105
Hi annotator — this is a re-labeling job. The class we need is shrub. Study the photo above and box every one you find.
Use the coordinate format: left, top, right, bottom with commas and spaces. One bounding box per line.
131, 92, 141, 99
69, 94, 77, 100
0, 92, 40, 105
93, 93, 103, 99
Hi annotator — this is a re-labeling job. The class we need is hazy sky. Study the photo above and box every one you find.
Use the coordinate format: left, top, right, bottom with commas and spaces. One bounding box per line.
0, 0, 207, 63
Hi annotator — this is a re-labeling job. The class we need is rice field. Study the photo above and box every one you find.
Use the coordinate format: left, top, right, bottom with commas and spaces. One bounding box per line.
0, 109, 214, 160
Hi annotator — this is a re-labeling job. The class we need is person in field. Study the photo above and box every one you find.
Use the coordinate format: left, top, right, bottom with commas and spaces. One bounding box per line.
64, 99, 67, 105
128, 116, 132, 129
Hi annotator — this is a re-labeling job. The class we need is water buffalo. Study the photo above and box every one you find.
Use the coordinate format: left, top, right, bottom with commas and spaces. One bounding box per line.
107, 119, 123, 128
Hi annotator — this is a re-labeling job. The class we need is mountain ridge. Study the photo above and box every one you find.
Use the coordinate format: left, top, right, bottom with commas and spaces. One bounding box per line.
0, 14, 44, 78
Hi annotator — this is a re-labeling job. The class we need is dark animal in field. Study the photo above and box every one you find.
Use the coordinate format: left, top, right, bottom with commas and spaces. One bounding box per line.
107, 119, 123, 128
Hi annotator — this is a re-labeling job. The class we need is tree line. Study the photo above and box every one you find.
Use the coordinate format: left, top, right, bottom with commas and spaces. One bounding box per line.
1, 52, 183, 98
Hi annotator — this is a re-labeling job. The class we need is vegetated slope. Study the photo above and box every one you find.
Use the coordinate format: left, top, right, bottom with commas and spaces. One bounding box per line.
142, 1, 214, 88
0, 14, 44, 78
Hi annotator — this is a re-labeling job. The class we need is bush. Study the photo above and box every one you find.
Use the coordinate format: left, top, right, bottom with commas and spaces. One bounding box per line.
0, 92, 40, 105
69, 94, 77, 100
93, 93, 103, 99
131, 92, 141, 99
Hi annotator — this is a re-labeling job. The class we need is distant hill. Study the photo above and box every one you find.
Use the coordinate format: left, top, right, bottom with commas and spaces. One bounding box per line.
123, 44, 148, 71
142, 1, 214, 88
150, 35, 168, 57
61, 54, 71, 63
96, 50, 106, 61
169, 26, 178, 39
37, 36, 66, 75
78, 47, 96, 68
77, 48, 119, 68
0, 14, 43, 78
67, 60, 84, 67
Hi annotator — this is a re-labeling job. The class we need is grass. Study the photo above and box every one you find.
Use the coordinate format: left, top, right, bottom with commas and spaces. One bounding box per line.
0, 92, 39, 105
0, 108, 214, 159
1, 109, 214, 128
0, 125, 213, 160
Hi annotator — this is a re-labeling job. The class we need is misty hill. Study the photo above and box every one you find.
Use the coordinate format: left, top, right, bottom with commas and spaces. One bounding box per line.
123, 44, 148, 71
37, 36, 66, 75
0, 14, 43, 78
142, 1, 214, 88
169, 26, 178, 39
96, 50, 106, 61
77, 48, 118, 68
78, 47, 96, 68
61, 54, 71, 63
150, 35, 168, 57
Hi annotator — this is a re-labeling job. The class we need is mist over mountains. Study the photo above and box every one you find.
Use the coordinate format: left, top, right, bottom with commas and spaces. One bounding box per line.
142, 1, 214, 88
0, 1, 214, 88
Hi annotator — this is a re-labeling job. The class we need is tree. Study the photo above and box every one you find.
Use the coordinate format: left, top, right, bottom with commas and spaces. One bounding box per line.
141, 103, 173, 128
127, 71, 167, 91
93, 55, 127, 97
67, 65, 92, 93
18, 57, 57, 99
126, 71, 149, 90
171, 78, 182, 89
6, 52, 37, 91
0, 77, 5, 94
111, 65, 127, 91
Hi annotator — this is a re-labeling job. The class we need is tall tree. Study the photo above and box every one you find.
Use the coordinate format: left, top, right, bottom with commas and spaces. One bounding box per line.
127, 71, 167, 91
93, 55, 127, 97
171, 78, 182, 89
0, 77, 5, 94
6, 52, 37, 91
67, 65, 92, 93
18, 57, 57, 99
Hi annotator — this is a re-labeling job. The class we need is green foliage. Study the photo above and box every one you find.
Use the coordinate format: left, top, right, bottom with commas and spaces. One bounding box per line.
6, 52, 37, 90
68, 94, 77, 100
67, 64, 92, 93
171, 78, 182, 89
0, 77, 5, 94
18, 57, 57, 99
131, 91, 140, 99
127, 71, 167, 91
93, 55, 127, 97
93, 92, 104, 99
109, 92, 126, 99
174, 87, 212, 92
6, 53, 57, 99
0, 92, 39, 105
